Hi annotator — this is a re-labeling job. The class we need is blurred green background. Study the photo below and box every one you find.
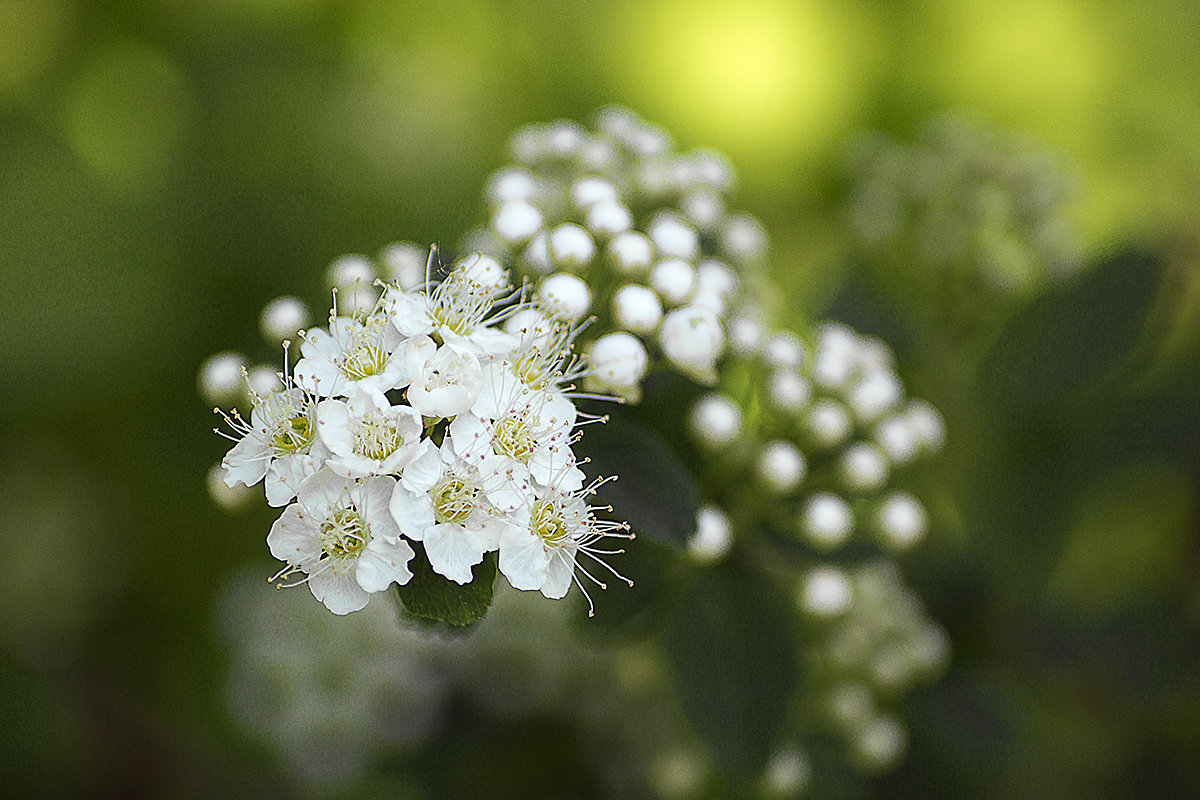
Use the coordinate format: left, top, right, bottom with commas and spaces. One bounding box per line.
3, 0, 1200, 797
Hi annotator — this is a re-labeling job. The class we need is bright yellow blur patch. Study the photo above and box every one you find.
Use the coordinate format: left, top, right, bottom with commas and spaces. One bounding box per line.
612, 0, 876, 171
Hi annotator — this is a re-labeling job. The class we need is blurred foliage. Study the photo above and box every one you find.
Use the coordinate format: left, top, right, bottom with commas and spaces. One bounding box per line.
3, 0, 1200, 797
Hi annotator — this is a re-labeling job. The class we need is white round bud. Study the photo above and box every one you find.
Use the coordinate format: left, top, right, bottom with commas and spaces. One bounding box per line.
682, 189, 725, 232
761, 747, 811, 798
857, 335, 895, 370
548, 223, 596, 270
853, 716, 906, 772
798, 566, 852, 617
692, 149, 735, 192
538, 272, 591, 321
503, 307, 554, 344
378, 241, 428, 290
651, 748, 705, 800
650, 258, 697, 306
259, 296, 309, 345
767, 370, 811, 413
337, 283, 378, 317
327, 254, 375, 289
198, 351, 246, 407
648, 213, 700, 260
206, 461, 254, 511
689, 393, 742, 448
508, 123, 542, 163
584, 200, 633, 237
589, 332, 648, 389
570, 176, 619, 209
687, 507, 732, 564
492, 200, 543, 244
695, 258, 738, 299
873, 415, 920, 465
544, 119, 585, 159
905, 399, 946, 453
763, 332, 806, 368
246, 364, 281, 397
840, 442, 890, 494
758, 441, 806, 493
522, 231, 552, 273
848, 370, 903, 425
827, 682, 874, 728
721, 212, 767, 264
875, 492, 927, 550
727, 315, 765, 355
487, 167, 538, 204
612, 284, 663, 334
660, 306, 724, 377
456, 253, 507, 291
606, 231, 654, 275
801, 493, 854, 550
806, 400, 853, 449
911, 623, 951, 675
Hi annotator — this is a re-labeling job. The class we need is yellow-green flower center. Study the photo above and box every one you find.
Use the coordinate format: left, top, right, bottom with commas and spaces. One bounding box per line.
342, 344, 387, 380
272, 412, 317, 456
532, 498, 570, 547
432, 475, 480, 524
354, 414, 403, 461
319, 508, 369, 559
495, 415, 535, 462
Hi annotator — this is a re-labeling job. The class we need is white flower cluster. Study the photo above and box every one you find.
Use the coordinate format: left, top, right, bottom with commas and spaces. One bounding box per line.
213, 254, 630, 615
687, 321, 945, 558
797, 560, 949, 774
846, 113, 1081, 300
461, 107, 769, 397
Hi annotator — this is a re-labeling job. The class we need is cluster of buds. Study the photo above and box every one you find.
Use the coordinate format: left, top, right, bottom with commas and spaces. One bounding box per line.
686, 321, 945, 561
845, 114, 1081, 307
460, 106, 768, 398
798, 561, 949, 773
208, 253, 630, 615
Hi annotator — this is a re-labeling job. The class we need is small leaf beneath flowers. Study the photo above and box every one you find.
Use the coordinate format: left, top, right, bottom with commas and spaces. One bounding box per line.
396, 543, 497, 627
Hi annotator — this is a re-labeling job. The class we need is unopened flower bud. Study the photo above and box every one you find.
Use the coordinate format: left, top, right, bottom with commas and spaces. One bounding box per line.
801, 493, 854, 550
259, 296, 310, 345
246, 364, 281, 397
798, 567, 852, 617
571, 176, 619, 209
585, 200, 633, 237
198, 351, 246, 407
764, 332, 806, 368
589, 332, 647, 389
492, 200, 543, 244
648, 213, 699, 260
807, 400, 853, 449
538, 272, 591, 321
847, 370, 903, 424
687, 507, 732, 564
606, 231, 654, 275
650, 258, 697, 306
759, 441, 806, 493
873, 415, 919, 465
612, 284, 663, 334
457, 253, 508, 291
689, 393, 741, 448
727, 315, 764, 355
905, 399, 946, 453
378, 241, 428, 289
487, 167, 538, 204
767, 370, 811, 413
660, 306, 723, 377
548, 223, 596, 270
875, 492, 927, 550
840, 442, 890, 494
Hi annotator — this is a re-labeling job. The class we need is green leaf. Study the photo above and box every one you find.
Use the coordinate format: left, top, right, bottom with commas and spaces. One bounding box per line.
395, 543, 497, 627
663, 565, 798, 777
574, 411, 700, 547
979, 248, 1163, 412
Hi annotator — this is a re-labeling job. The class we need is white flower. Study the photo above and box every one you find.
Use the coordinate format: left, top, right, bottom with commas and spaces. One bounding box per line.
659, 305, 724, 379
220, 386, 330, 507
384, 265, 507, 347
404, 337, 484, 418
389, 441, 504, 584
294, 314, 407, 398
267, 470, 413, 615
497, 479, 632, 613
316, 384, 424, 478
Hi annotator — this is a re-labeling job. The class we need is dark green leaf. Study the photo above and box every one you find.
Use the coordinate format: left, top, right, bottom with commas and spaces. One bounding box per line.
979, 248, 1164, 412
663, 565, 797, 776
574, 411, 700, 547
395, 543, 497, 627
